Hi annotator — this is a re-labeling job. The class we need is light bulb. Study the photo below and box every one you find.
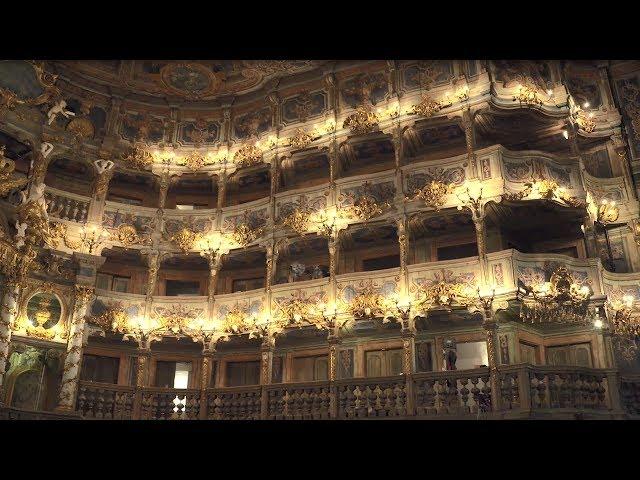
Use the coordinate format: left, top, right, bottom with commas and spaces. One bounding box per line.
594, 319, 603, 329
562, 130, 569, 139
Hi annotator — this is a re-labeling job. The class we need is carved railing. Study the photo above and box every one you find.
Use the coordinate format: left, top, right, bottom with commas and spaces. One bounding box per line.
619, 375, 640, 417
206, 386, 262, 420
44, 186, 90, 223
139, 387, 202, 420
265, 381, 332, 420
76, 381, 135, 419
498, 364, 618, 417
32, 364, 627, 420
413, 368, 491, 417
0, 406, 81, 420
336, 376, 408, 418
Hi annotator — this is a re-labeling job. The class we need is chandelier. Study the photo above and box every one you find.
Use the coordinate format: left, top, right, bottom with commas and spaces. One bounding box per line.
517, 267, 593, 324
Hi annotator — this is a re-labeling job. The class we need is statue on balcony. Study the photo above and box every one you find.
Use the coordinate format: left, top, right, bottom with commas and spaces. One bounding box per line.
47, 100, 75, 126
291, 262, 306, 280
443, 339, 457, 371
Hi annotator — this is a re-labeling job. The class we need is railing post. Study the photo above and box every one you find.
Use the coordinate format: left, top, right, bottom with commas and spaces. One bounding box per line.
132, 351, 150, 420
605, 371, 625, 417
260, 335, 275, 420
328, 335, 340, 419
516, 365, 532, 415
199, 350, 214, 420
401, 325, 416, 416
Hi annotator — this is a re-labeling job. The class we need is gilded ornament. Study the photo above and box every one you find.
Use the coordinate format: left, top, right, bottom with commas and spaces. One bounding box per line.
171, 227, 200, 253
0, 147, 28, 197
121, 146, 154, 170
288, 129, 316, 149
116, 223, 140, 246
411, 96, 444, 118
512, 84, 544, 106
412, 179, 454, 210
234, 144, 263, 168
343, 106, 379, 135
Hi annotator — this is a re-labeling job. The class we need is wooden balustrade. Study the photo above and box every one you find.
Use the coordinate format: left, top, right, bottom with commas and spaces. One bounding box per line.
62, 365, 630, 420
44, 188, 90, 223
336, 376, 408, 418
77, 381, 135, 419
265, 382, 332, 420
139, 388, 202, 420
206, 386, 262, 420
413, 368, 492, 417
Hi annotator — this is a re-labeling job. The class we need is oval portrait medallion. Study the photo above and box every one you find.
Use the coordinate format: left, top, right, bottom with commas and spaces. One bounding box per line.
160, 63, 221, 99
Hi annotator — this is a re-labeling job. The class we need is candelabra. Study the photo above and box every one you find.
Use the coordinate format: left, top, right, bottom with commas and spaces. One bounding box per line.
516, 267, 593, 325
79, 223, 110, 254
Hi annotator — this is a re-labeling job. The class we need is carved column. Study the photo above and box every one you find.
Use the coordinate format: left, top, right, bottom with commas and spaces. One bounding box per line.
462, 109, 478, 178
199, 348, 215, 419
467, 201, 489, 286
0, 282, 19, 404
265, 242, 279, 292
328, 140, 339, 184
29, 139, 53, 187
158, 172, 170, 211
483, 317, 502, 414
55, 285, 95, 412
132, 347, 151, 419
87, 158, 115, 223
401, 322, 416, 416
260, 334, 275, 419
396, 216, 409, 297
143, 250, 161, 299
328, 334, 340, 418
217, 170, 227, 212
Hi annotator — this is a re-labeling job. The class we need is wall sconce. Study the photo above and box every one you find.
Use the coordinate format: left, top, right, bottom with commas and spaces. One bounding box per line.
456, 181, 484, 217
79, 223, 110, 254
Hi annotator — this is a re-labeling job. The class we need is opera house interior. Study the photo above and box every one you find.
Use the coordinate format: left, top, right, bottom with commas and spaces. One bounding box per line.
1, 59, 640, 421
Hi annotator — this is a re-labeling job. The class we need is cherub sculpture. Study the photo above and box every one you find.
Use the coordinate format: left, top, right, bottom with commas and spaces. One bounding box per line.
47, 100, 75, 126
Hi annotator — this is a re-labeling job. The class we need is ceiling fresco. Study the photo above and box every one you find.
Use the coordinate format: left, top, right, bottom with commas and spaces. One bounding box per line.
54, 60, 322, 101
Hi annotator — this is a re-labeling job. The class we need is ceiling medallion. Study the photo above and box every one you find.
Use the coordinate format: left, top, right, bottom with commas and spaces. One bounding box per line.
160, 63, 223, 99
